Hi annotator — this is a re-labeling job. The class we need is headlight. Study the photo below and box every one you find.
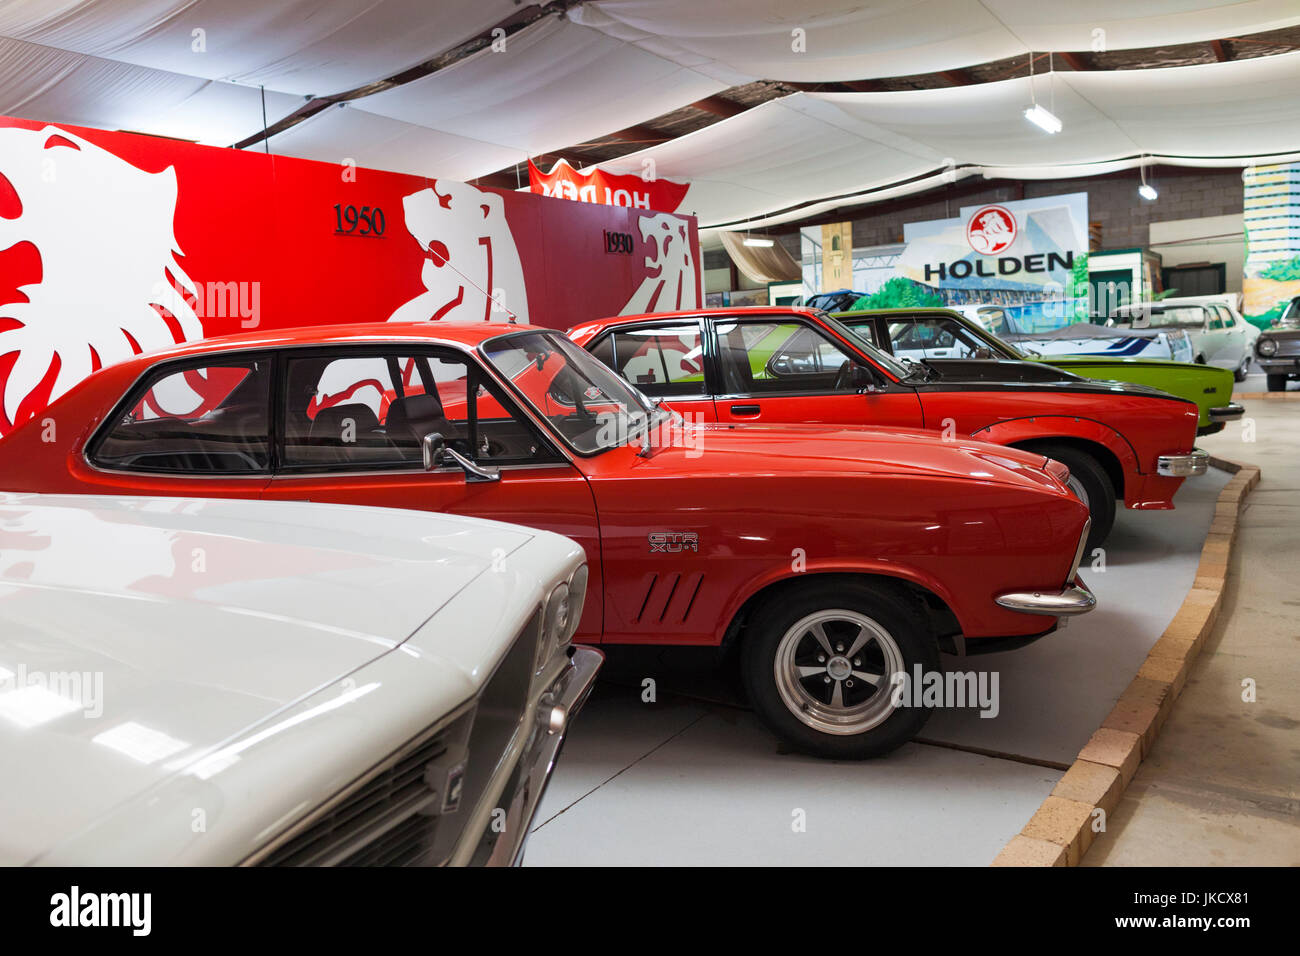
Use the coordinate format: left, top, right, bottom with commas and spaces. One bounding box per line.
1257, 337, 1277, 357
542, 581, 571, 649
541, 563, 588, 657
565, 564, 588, 644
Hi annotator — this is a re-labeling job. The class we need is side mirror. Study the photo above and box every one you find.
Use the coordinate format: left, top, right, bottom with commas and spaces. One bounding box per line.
972, 347, 994, 359
421, 432, 447, 471
422, 432, 500, 483
847, 364, 886, 393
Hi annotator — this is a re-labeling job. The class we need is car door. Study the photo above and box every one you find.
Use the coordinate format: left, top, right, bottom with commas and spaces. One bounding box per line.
82, 355, 276, 500
710, 315, 924, 427
259, 345, 606, 642
585, 319, 717, 422
1214, 307, 1246, 368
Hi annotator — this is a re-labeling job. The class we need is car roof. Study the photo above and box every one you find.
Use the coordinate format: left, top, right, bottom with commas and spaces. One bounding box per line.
603, 306, 823, 323
102, 321, 550, 370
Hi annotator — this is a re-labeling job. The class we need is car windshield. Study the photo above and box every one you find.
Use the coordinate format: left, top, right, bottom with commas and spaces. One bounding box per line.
819, 314, 912, 378
974, 306, 1031, 339
1280, 298, 1300, 326
481, 329, 666, 455
1114, 306, 1204, 328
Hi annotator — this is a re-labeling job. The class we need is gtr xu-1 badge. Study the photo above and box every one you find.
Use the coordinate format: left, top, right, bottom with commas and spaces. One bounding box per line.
649, 532, 699, 553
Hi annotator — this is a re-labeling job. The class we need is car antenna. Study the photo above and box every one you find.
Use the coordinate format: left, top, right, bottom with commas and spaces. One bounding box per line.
425, 245, 519, 324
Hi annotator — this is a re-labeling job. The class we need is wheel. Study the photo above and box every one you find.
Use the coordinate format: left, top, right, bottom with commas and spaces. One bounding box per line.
1234, 357, 1250, 383
1034, 443, 1115, 551
741, 581, 939, 759
1267, 373, 1287, 392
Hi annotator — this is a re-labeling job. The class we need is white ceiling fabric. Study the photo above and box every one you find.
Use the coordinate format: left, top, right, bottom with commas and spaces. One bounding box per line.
261, 103, 527, 183
572, 0, 1300, 81
593, 51, 1300, 229
0, 0, 537, 96
350, 15, 730, 165
0, 33, 302, 144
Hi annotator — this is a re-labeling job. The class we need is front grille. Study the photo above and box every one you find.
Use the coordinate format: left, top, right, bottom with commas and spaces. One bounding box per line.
252, 609, 543, 867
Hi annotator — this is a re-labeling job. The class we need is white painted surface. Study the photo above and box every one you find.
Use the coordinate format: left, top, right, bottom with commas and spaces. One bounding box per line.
0, 492, 586, 865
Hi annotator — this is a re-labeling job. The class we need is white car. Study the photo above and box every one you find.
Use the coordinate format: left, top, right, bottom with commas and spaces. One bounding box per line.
950, 304, 1195, 364
0, 492, 600, 866
1135, 295, 1260, 381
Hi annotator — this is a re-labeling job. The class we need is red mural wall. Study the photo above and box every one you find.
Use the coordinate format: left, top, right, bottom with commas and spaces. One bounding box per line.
0, 115, 701, 436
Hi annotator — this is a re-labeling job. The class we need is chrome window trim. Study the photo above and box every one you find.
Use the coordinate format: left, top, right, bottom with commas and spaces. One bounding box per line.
83, 338, 584, 479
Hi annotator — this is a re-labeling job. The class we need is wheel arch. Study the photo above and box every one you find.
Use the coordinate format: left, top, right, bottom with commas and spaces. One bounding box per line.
1009, 435, 1126, 501
718, 569, 964, 658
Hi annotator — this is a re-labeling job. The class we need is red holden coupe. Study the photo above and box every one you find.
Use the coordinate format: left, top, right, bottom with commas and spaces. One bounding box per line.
0, 322, 1094, 758
569, 307, 1208, 549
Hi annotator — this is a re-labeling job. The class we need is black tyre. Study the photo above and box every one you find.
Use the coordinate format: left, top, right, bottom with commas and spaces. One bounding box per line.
1267, 373, 1287, 392
740, 581, 939, 759
1035, 443, 1115, 551
1234, 358, 1250, 383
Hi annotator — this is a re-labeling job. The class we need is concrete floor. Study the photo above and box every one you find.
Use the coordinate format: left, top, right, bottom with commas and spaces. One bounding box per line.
525, 464, 1233, 866
1085, 399, 1300, 866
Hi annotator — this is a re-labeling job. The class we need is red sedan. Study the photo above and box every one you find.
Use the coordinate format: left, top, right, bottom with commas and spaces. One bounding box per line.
569, 307, 1208, 548
0, 322, 1094, 758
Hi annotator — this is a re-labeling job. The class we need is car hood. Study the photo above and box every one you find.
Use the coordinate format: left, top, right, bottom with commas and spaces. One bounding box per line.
1043, 355, 1211, 372
0, 493, 535, 864
922, 358, 1084, 384
1005, 322, 1165, 342
914, 361, 1181, 400
631, 421, 1064, 492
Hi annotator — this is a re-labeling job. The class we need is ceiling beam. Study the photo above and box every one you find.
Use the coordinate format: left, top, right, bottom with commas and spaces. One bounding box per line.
842, 79, 887, 93
690, 95, 747, 118
606, 123, 671, 146
1209, 39, 1231, 62
940, 68, 974, 86
1057, 50, 1092, 72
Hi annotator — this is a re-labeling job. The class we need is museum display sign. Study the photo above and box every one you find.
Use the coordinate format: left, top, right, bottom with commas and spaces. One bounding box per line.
0, 116, 701, 436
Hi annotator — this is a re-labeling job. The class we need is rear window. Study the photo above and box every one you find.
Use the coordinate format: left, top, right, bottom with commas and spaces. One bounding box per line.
92, 360, 272, 474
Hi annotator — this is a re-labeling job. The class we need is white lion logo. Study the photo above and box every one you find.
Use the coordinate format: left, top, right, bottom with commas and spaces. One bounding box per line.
0, 125, 201, 431
620, 214, 698, 315
387, 182, 528, 325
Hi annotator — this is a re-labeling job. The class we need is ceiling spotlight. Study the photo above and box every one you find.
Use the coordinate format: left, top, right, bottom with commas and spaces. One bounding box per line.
1138, 160, 1158, 201
1023, 104, 1063, 134
743, 236, 775, 247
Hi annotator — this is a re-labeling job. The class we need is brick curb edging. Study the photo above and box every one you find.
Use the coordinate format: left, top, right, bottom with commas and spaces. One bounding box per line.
991, 456, 1261, 867
1233, 392, 1300, 401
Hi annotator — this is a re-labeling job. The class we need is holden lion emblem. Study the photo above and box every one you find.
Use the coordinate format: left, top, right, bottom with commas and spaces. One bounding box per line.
966, 205, 1017, 256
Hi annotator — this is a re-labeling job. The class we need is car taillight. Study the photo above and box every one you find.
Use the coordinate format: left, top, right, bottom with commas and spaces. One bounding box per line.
1044, 459, 1070, 487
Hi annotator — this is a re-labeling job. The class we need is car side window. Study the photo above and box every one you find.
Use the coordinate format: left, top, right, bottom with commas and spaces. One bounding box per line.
715, 320, 864, 395
280, 349, 561, 471
604, 324, 706, 397
92, 360, 272, 474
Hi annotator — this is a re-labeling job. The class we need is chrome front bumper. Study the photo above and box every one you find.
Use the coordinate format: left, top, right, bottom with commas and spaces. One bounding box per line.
483, 645, 602, 867
1157, 448, 1210, 477
1209, 404, 1244, 423
995, 581, 1097, 616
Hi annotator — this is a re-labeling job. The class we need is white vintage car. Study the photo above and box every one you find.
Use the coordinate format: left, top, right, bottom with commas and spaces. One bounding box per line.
1122, 295, 1260, 381
952, 304, 1195, 363
0, 492, 600, 866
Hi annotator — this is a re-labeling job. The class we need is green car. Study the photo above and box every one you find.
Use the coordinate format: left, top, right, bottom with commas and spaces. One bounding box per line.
833, 308, 1244, 436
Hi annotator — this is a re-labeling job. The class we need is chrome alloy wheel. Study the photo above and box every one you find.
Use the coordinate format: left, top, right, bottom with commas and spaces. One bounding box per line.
773, 609, 906, 735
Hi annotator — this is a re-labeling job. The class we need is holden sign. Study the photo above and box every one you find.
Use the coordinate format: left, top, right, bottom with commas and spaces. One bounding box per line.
966, 205, 1017, 255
